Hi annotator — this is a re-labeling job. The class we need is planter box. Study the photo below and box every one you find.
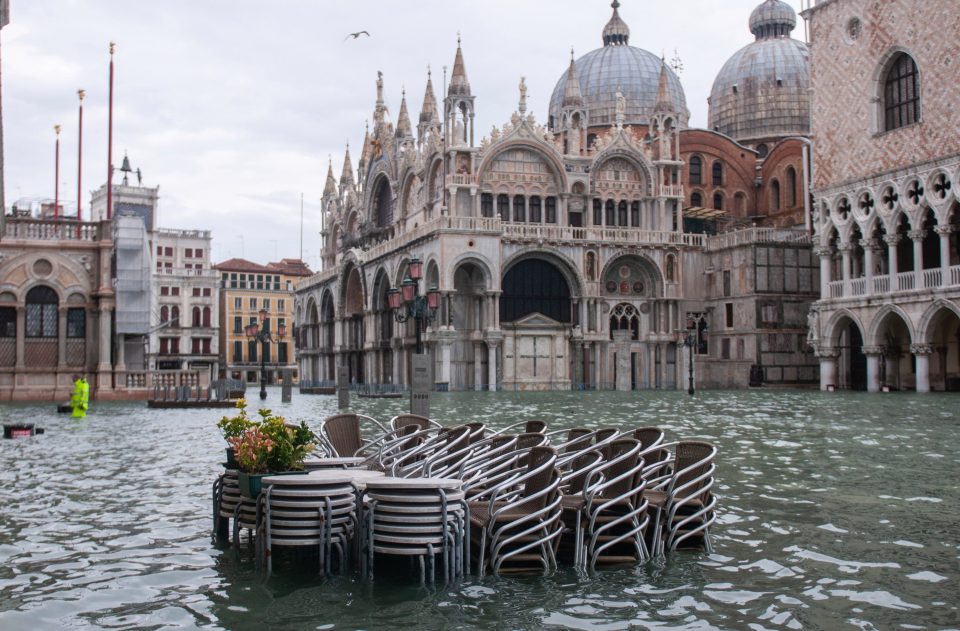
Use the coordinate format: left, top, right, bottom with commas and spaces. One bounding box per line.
237, 470, 308, 498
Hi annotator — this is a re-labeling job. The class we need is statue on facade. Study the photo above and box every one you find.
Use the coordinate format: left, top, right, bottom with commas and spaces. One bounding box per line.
519, 76, 528, 113
615, 85, 626, 128
806, 307, 820, 348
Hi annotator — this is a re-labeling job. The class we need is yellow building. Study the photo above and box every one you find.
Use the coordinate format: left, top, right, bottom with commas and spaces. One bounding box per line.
216, 258, 312, 385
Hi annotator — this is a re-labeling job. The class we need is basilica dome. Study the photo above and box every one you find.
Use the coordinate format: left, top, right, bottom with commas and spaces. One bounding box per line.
548, 1, 689, 130
708, 0, 809, 145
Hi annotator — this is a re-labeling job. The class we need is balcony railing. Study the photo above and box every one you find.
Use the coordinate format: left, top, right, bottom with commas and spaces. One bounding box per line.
827, 265, 960, 300
704, 227, 811, 251
3, 218, 101, 242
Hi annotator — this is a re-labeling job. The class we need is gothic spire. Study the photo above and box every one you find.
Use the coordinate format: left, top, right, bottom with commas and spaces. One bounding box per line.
420, 67, 439, 124
654, 57, 673, 113
562, 48, 583, 108
396, 88, 413, 138
448, 34, 471, 96
358, 121, 371, 172
339, 141, 355, 190
323, 157, 338, 198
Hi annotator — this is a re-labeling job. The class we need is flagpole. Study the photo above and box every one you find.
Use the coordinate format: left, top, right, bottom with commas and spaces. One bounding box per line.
106, 42, 115, 221
77, 89, 85, 236
54, 124, 61, 219
299, 192, 304, 261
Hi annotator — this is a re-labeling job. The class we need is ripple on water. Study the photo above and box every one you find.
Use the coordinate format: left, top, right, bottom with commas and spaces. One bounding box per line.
0, 390, 958, 629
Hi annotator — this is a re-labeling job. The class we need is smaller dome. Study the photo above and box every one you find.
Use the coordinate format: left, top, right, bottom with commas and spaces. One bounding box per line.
749, 0, 797, 40
602, 1, 630, 46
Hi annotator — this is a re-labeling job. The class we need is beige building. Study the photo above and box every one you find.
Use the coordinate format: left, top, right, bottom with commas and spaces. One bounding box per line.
804, 0, 960, 391
216, 258, 311, 385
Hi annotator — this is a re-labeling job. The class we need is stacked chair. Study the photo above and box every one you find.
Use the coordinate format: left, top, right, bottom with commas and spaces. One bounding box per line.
213, 412, 719, 579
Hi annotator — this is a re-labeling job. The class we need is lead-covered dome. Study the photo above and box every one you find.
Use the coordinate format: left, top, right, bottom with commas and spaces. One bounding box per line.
549, 1, 689, 129
708, 0, 809, 144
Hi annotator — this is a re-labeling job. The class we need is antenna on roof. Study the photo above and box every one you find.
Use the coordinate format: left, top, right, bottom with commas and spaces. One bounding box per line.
670, 49, 684, 74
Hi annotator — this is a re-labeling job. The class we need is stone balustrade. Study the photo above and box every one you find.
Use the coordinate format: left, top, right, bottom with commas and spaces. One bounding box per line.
827, 264, 960, 300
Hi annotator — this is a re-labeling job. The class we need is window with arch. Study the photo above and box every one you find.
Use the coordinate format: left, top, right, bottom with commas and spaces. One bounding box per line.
192, 306, 201, 327
713, 193, 724, 211
884, 52, 920, 131
545, 197, 557, 223
171, 306, 180, 325
480, 193, 493, 218
160, 305, 169, 324
691, 191, 703, 207
593, 199, 603, 226
497, 194, 509, 220
513, 195, 526, 222
25, 286, 58, 338
202, 307, 211, 328
609, 303, 641, 341
787, 167, 798, 207
618, 201, 628, 227
771, 179, 781, 211
605, 200, 615, 226
666, 255, 676, 282
689, 156, 702, 185
529, 196, 542, 223
630, 201, 640, 227
712, 161, 723, 186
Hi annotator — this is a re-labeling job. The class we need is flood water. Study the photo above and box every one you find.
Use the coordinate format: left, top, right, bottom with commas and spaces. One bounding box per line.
0, 389, 958, 630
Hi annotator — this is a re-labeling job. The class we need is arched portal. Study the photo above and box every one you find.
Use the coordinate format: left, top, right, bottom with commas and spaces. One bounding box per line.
500, 257, 573, 390
342, 266, 365, 383
371, 269, 394, 385
871, 309, 913, 390
320, 291, 335, 381
827, 313, 866, 391
450, 262, 489, 390
501, 258, 572, 324
921, 303, 960, 391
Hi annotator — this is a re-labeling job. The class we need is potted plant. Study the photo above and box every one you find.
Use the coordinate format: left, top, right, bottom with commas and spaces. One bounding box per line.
227, 406, 318, 498
217, 399, 254, 466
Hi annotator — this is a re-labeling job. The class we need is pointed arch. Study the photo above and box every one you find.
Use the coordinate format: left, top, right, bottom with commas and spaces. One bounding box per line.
917, 299, 960, 344
866, 304, 916, 347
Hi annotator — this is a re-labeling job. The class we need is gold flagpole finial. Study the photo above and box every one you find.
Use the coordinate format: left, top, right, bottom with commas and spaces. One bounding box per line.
109, 41, 116, 55
77, 89, 86, 101
54, 124, 62, 135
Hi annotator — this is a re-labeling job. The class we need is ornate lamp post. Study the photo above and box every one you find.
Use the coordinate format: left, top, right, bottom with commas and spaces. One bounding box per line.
386, 256, 440, 355
246, 308, 286, 400
676, 317, 698, 396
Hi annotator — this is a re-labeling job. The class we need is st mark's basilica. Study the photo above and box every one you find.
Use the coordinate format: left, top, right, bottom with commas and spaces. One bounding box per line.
294, 1, 821, 392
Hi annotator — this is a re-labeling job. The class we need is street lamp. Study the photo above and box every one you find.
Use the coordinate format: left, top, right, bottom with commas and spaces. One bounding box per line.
246, 308, 286, 400
386, 256, 440, 355
676, 317, 698, 396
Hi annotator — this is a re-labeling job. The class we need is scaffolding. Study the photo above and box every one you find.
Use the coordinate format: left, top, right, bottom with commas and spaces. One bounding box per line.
114, 216, 151, 334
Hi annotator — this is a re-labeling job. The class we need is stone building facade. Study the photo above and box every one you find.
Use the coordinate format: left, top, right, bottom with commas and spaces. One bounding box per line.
216, 257, 311, 385
294, 1, 820, 392
804, 0, 960, 392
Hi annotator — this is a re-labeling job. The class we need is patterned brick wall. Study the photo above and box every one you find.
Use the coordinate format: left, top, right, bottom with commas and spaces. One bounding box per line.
808, 0, 960, 191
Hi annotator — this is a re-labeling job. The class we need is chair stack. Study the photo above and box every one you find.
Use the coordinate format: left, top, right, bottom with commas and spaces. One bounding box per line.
212, 469, 241, 541
255, 473, 359, 576
361, 477, 468, 583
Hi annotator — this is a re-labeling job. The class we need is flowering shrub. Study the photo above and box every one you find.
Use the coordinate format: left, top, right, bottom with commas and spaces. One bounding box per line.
217, 399, 254, 441
229, 426, 274, 473
221, 402, 318, 473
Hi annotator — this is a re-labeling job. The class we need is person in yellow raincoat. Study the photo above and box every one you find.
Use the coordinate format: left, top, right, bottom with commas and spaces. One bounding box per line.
70, 374, 89, 418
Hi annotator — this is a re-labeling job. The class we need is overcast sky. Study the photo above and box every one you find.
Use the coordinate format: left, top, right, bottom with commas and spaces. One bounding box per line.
2, 0, 806, 270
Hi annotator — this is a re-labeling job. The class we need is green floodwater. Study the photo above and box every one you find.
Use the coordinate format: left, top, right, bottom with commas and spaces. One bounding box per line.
0, 389, 958, 630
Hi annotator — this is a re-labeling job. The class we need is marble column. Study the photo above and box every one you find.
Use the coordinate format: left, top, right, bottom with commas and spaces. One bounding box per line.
862, 239, 876, 292
936, 226, 953, 279
487, 341, 498, 392
884, 235, 900, 280
473, 342, 483, 391
816, 347, 840, 391
816, 247, 832, 299
15, 306, 25, 369
440, 339, 452, 387
863, 345, 882, 393
57, 306, 68, 368
839, 244, 852, 291
911, 343, 933, 393
909, 229, 926, 283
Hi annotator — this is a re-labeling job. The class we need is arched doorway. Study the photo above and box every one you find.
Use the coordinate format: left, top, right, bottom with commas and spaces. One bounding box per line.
451, 261, 489, 390
872, 309, 913, 390
25, 285, 59, 368
500, 257, 574, 390
371, 269, 394, 385
342, 266, 365, 384
828, 314, 866, 390
922, 304, 960, 391
320, 292, 335, 382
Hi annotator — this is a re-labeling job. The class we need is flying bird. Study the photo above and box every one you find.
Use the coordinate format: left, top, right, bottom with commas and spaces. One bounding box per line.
345, 31, 370, 40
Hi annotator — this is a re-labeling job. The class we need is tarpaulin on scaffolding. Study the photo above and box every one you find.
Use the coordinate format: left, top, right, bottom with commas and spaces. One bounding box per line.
114, 216, 152, 334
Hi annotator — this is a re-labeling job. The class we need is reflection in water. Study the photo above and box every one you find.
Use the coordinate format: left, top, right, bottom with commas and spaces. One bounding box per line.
0, 390, 958, 629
